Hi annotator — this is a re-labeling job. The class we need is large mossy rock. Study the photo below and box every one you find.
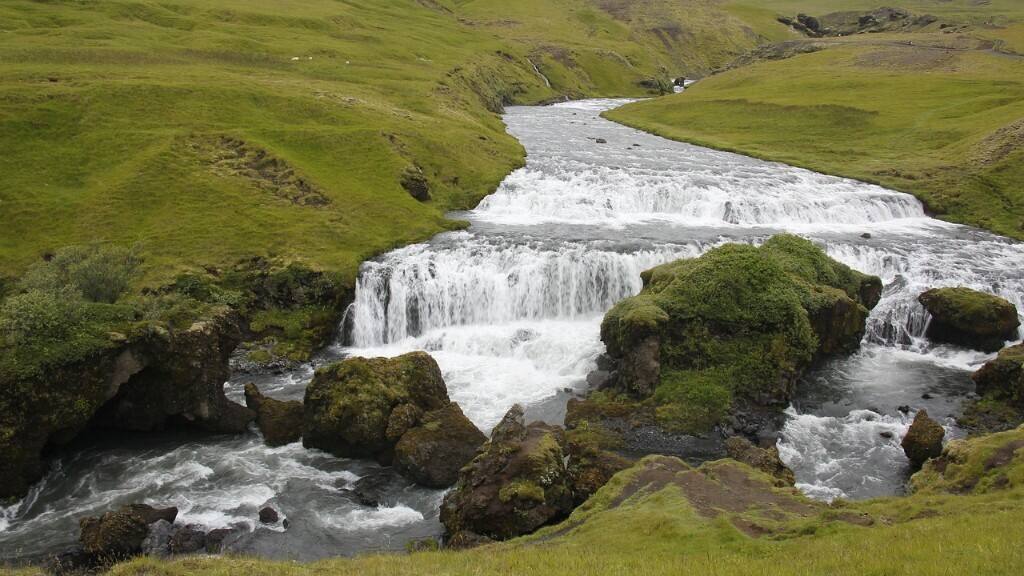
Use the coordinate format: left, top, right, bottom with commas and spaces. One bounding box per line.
911, 424, 1024, 495
244, 383, 304, 447
918, 287, 1019, 352
394, 402, 487, 488
303, 351, 484, 487
0, 308, 253, 500
973, 344, 1024, 408
960, 344, 1024, 433
79, 504, 178, 559
597, 234, 880, 436
303, 351, 449, 460
901, 409, 945, 470
440, 405, 574, 540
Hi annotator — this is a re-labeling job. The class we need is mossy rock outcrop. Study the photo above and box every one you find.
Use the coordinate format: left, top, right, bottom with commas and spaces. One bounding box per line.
303, 351, 484, 487
440, 405, 574, 540
901, 410, 945, 470
79, 504, 178, 559
911, 424, 1024, 495
918, 287, 1019, 352
594, 234, 880, 437
244, 383, 304, 447
394, 402, 487, 488
0, 307, 253, 500
960, 344, 1024, 433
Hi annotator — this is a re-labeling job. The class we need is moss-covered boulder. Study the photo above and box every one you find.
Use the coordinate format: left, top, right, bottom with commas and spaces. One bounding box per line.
596, 235, 880, 436
918, 287, 1019, 352
79, 504, 178, 559
973, 344, 1024, 409
394, 403, 487, 488
724, 436, 795, 487
244, 383, 303, 447
911, 424, 1024, 494
302, 351, 449, 463
440, 405, 574, 540
901, 410, 945, 470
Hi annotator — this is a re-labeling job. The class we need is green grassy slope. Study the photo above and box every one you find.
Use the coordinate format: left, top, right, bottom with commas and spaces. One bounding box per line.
0, 0, 761, 289
609, 6, 1024, 239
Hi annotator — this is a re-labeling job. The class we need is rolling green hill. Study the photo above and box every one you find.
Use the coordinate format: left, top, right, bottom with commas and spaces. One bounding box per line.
610, 2, 1024, 238
0, 0, 763, 288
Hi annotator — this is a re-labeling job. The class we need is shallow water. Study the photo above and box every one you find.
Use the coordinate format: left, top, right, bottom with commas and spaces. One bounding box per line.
3, 99, 1023, 562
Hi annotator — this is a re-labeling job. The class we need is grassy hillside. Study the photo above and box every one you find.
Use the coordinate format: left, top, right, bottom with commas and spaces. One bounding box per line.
0, 0, 762, 290
609, 6, 1024, 239
14, 425, 1015, 576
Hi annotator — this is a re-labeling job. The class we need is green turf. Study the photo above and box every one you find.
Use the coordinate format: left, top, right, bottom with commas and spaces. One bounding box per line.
0, 0, 761, 289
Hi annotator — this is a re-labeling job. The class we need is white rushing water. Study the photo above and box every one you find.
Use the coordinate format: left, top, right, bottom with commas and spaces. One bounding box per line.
3, 99, 1023, 562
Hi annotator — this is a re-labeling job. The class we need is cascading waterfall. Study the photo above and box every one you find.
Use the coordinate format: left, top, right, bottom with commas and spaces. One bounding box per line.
4, 98, 1024, 563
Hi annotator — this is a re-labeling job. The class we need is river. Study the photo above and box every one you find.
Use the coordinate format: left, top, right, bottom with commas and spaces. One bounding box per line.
2, 99, 1022, 563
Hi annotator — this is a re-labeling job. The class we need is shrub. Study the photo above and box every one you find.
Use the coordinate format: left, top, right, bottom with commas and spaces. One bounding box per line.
0, 288, 86, 343
19, 244, 140, 304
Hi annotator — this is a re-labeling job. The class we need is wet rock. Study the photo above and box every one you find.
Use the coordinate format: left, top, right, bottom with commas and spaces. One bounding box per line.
345, 470, 404, 507
440, 405, 574, 540
595, 138, 607, 144
973, 344, 1024, 408
140, 519, 174, 557
42, 547, 97, 575
303, 352, 449, 463
79, 504, 176, 559
724, 437, 796, 487
244, 383, 304, 446
585, 369, 612, 390
400, 166, 431, 201
918, 287, 1020, 352
901, 410, 945, 469
204, 527, 235, 553
898, 405, 911, 414
168, 524, 207, 555
394, 402, 486, 488
880, 431, 894, 439
259, 506, 280, 524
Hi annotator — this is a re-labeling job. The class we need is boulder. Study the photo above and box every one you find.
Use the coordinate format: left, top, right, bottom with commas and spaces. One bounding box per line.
244, 383, 303, 446
901, 410, 945, 469
566, 432, 631, 505
303, 352, 449, 463
440, 405, 574, 540
168, 524, 207, 555
79, 504, 177, 559
394, 403, 487, 488
973, 344, 1024, 408
597, 235, 880, 436
259, 506, 280, 524
139, 519, 174, 557
918, 287, 1019, 352
344, 470, 405, 507
724, 437, 795, 487
400, 166, 431, 202
204, 527, 236, 553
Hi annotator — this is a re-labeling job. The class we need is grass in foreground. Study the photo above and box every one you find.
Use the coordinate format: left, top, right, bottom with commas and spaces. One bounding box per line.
608, 29, 1024, 239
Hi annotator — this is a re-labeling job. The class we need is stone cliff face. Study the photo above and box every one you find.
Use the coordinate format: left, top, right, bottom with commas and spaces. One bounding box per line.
0, 307, 252, 500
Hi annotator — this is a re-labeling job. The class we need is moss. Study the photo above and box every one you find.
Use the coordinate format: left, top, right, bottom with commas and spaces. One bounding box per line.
919, 287, 1019, 336
600, 235, 877, 434
499, 480, 546, 504
911, 425, 1024, 495
653, 370, 733, 434
302, 352, 448, 458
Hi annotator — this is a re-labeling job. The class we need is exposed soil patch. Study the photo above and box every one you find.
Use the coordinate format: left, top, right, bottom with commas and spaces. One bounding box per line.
985, 438, 1024, 471
973, 119, 1024, 167
191, 136, 330, 207
853, 46, 957, 71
